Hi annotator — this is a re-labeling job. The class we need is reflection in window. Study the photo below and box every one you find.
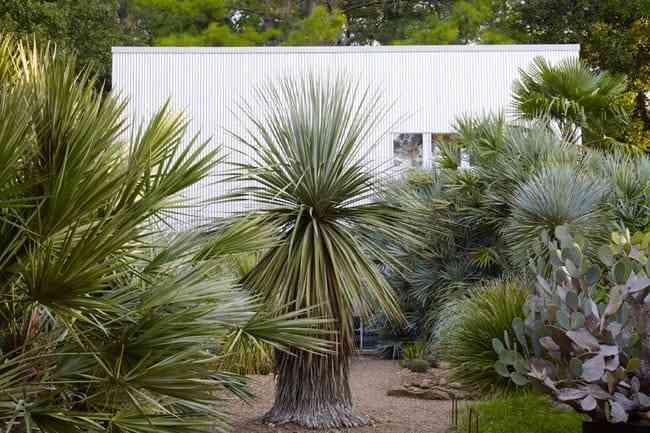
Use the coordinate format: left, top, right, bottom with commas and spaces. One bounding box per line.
393, 133, 423, 169
392, 132, 470, 172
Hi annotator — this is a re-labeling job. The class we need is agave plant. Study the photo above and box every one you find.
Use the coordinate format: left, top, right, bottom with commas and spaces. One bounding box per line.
512, 56, 629, 149
0, 35, 327, 433
495, 226, 650, 424
230, 74, 416, 428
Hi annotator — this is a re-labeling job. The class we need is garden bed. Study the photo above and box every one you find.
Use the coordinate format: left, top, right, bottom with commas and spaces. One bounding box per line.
227, 356, 453, 433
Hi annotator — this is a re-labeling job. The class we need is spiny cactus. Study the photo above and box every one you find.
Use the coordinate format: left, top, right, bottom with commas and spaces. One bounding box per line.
494, 226, 650, 424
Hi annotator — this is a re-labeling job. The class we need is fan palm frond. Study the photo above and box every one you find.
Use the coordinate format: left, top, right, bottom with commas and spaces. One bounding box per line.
512, 56, 629, 149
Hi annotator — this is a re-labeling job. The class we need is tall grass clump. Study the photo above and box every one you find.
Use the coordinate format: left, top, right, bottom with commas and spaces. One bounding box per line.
437, 278, 529, 394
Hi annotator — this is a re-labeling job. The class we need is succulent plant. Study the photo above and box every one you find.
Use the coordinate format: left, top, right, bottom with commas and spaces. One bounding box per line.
494, 225, 650, 424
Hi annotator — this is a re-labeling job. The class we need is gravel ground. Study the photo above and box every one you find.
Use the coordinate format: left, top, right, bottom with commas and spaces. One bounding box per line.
227, 356, 452, 433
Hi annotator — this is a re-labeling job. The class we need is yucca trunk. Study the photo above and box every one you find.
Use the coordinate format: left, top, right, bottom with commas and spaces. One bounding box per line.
264, 350, 368, 429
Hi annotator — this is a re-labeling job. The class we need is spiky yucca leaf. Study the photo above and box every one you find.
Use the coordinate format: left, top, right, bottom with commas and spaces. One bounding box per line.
234, 74, 411, 345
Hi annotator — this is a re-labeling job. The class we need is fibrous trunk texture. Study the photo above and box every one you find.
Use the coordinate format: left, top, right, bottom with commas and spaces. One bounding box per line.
263, 350, 368, 429
636, 91, 650, 130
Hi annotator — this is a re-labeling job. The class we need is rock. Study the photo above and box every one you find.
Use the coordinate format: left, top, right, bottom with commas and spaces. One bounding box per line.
387, 386, 452, 400
438, 361, 451, 370
389, 365, 478, 401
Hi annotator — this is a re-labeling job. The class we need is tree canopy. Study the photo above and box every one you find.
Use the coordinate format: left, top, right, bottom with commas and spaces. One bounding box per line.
2, 0, 648, 149
0, 0, 145, 85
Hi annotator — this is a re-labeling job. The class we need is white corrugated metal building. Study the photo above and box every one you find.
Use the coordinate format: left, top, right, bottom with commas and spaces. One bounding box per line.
112, 44, 579, 229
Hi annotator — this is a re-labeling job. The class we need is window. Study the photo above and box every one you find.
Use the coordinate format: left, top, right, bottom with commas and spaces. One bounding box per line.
392, 132, 470, 171
393, 133, 423, 169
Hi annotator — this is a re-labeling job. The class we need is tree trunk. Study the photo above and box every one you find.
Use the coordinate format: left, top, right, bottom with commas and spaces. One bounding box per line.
302, 0, 316, 17
636, 91, 650, 130
263, 350, 369, 429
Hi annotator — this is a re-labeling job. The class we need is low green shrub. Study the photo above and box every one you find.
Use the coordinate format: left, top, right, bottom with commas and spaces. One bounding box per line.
454, 394, 584, 433
405, 167, 435, 186
407, 358, 430, 373
437, 278, 529, 394
402, 341, 426, 361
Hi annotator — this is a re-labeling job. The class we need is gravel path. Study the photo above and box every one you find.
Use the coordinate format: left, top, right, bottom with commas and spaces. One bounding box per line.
227, 356, 452, 433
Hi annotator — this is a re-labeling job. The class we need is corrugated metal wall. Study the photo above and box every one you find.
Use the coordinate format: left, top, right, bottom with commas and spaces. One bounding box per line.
112, 45, 579, 229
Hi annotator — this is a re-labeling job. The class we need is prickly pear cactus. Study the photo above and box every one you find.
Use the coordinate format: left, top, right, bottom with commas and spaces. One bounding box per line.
494, 226, 650, 424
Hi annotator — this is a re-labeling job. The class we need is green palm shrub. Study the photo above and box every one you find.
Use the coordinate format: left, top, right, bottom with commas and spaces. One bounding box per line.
595, 152, 650, 232
512, 56, 629, 150
436, 278, 529, 395
219, 329, 274, 375
232, 75, 415, 428
214, 244, 275, 375
0, 35, 327, 433
402, 342, 426, 361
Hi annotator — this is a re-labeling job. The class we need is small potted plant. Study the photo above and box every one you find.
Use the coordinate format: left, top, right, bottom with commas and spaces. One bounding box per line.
494, 226, 650, 432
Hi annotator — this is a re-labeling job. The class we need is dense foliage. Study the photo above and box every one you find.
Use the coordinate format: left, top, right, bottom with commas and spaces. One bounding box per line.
0, 35, 326, 433
0, 0, 145, 86
379, 113, 650, 352
505, 0, 650, 149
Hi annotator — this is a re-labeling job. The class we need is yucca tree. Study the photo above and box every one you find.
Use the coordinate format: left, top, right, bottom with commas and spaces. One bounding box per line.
231, 75, 414, 428
512, 57, 629, 149
0, 35, 328, 433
